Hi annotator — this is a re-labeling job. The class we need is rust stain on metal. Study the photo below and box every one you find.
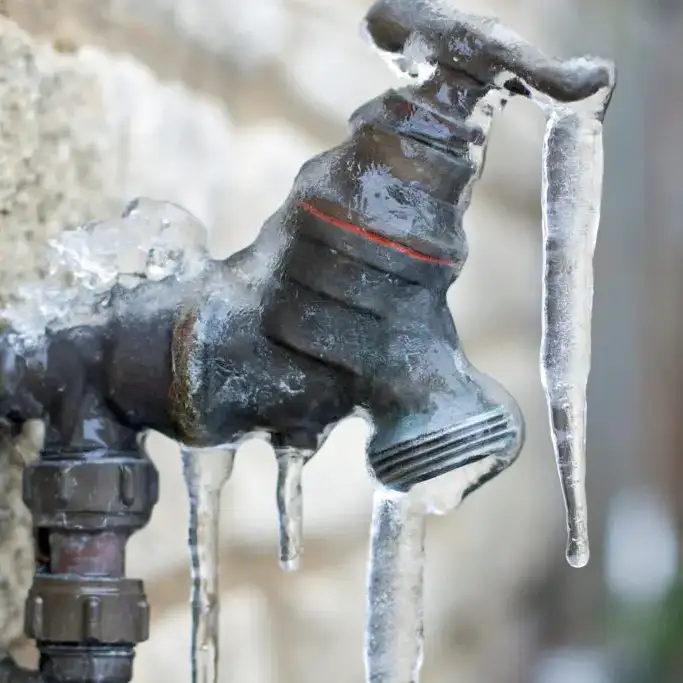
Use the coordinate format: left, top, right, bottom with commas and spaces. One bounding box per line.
170, 305, 203, 444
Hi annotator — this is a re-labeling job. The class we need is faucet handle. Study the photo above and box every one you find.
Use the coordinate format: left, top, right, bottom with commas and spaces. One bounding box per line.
364, 0, 616, 105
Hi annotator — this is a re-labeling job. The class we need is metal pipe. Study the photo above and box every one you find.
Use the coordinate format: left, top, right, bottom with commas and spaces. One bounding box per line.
18, 446, 158, 683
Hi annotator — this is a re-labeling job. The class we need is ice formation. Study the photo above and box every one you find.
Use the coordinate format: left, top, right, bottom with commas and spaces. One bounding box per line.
364, 465, 495, 683
365, 488, 426, 683
182, 446, 236, 683
540, 87, 613, 568
275, 448, 309, 572
0, 197, 210, 343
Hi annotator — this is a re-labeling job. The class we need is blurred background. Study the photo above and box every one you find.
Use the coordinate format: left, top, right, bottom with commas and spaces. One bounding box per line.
0, 0, 667, 681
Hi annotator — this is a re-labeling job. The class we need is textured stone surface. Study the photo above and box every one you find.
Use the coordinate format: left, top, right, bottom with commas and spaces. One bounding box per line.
0, 16, 112, 650
77, 48, 239, 235
0, 17, 112, 296
0, 423, 42, 649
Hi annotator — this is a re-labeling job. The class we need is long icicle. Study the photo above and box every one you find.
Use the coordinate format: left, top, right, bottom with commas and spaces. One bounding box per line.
365, 487, 426, 683
182, 445, 236, 683
540, 108, 605, 568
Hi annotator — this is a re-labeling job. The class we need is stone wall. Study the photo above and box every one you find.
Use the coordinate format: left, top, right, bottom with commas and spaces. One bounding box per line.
0, 2, 566, 682
0, 15, 113, 650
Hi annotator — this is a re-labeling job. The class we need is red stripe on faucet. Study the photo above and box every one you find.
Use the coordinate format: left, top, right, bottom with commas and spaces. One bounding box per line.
298, 201, 455, 267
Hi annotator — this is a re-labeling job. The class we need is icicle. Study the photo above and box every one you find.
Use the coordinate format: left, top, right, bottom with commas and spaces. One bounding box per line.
363, 450, 504, 682
540, 107, 605, 569
274, 448, 310, 572
181, 445, 236, 683
365, 487, 426, 683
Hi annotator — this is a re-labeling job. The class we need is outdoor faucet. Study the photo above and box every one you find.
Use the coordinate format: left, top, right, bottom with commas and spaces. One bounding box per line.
0, 1, 615, 681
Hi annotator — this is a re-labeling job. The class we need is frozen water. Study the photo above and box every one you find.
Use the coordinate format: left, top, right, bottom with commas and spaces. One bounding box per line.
182, 445, 236, 683
275, 448, 310, 572
540, 88, 611, 568
1, 197, 210, 342
364, 464, 487, 683
365, 487, 426, 683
